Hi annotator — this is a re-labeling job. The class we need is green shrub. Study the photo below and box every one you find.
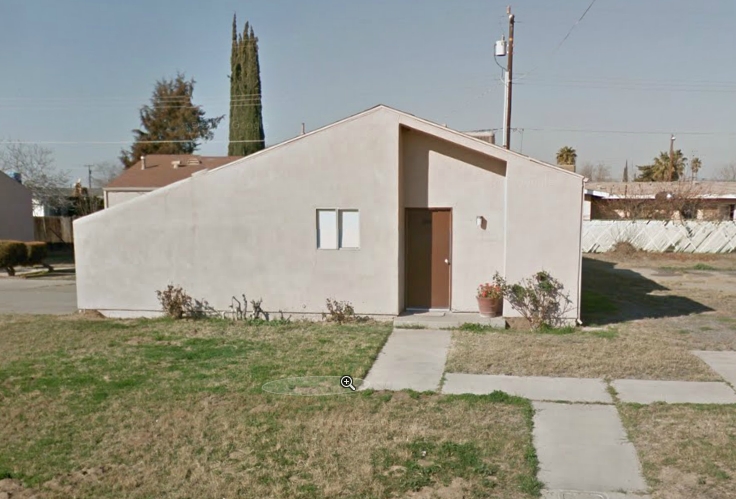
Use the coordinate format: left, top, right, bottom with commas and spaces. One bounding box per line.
496, 271, 573, 330
24, 241, 48, 266
0, 240, 27, 276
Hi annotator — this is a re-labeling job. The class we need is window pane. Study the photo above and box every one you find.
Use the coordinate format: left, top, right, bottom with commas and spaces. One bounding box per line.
339, 210, 360, 249
317, 210, 337, 249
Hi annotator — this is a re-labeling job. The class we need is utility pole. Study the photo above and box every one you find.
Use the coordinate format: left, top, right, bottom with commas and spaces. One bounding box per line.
668, 135, 675, 181
86, 164, 93, 191
503, 6, 515, 150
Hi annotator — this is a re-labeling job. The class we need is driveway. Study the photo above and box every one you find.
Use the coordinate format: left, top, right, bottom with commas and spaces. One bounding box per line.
0, 277, 77, 315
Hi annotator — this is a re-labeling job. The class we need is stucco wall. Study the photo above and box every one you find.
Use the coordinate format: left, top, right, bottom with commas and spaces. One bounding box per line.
76, 110, 401, 316
400, 127, 507, 312
0, 172, 34, 241
105, 190, 150, 208
505, 159, 583, 320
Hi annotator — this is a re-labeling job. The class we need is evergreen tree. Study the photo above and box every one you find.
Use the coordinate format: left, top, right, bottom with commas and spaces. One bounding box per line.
120, 73, 223, 168
229, 15, 265, 156
623, 160, 629, 182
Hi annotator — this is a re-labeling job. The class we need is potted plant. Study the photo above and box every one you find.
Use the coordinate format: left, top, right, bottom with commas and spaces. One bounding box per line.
477, 273, 504, 318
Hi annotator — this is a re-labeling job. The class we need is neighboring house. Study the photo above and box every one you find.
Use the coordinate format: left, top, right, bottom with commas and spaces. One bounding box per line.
103, 155, 243, 208
0, 171, 34, 241
75, 105, 584, 321
585, 181, 736, 221
33, 187, 104, 217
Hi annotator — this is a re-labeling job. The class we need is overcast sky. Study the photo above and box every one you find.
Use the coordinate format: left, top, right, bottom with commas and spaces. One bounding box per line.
1, 0, 735, 181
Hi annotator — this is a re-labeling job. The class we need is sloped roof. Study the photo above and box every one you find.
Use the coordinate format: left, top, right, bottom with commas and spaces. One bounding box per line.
586, 181, 736, 199
206, 105, 584, 180
105, 155, 243, 190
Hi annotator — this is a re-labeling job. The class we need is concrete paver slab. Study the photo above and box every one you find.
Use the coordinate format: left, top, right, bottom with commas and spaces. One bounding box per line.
612, 379, 736, 404
394, 311, 505, 329
692, 351, 736, 387
0, 279, 77, 315
362, 329, 451, 391
533, 402, 648, 494
442, 373, 612, 403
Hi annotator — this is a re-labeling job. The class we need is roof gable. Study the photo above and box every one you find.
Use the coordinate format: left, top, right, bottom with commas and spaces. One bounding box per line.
209, 105, 583, 180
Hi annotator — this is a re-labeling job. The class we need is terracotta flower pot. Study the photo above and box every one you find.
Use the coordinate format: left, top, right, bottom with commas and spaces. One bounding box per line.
477, 296, 502, 318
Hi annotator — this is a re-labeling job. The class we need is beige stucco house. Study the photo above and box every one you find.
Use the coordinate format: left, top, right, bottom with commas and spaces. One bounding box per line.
75, 106, 584, 320
0, 171, 34, 241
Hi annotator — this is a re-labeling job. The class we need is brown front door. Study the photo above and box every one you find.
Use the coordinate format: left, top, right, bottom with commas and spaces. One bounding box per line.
405, 208, 451, 309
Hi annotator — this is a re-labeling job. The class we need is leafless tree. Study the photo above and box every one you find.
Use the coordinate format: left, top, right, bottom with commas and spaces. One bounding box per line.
715, 163, 736, 182
598, 182, 718, 221
0, 141, 71, 212
90, 161, 123, 188
578, 161, 612, 181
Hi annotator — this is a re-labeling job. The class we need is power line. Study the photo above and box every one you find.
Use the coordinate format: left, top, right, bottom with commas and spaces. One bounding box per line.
0, 93, 265, 102
516, 80, 736, 93
5, 139, 265, 145
516, 0, 599, 81
467, 127, 736, 136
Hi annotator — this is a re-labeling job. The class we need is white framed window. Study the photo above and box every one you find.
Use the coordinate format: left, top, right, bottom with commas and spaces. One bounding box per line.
316, 209, 360, 249
339, 210, 360, 249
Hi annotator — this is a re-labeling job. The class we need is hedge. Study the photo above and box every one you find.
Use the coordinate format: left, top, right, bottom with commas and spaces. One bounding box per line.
0, 241, 28, 275
25, 241, 48, 266
0, 240, 50, 275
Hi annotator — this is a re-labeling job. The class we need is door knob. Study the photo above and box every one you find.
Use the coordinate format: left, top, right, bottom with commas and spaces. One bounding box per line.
444, 258, 450, 264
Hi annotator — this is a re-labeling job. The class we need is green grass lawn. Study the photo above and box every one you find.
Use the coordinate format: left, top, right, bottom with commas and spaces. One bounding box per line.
0, 315, 540, 499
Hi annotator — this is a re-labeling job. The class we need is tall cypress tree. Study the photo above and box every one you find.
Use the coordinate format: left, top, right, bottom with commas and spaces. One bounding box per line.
229, 15, 265, 156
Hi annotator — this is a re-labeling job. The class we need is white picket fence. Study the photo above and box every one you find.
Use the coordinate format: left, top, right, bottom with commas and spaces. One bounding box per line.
582, 220, 736, 253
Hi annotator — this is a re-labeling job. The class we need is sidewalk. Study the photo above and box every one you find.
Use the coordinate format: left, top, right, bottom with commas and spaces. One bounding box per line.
362, 326, 736, 498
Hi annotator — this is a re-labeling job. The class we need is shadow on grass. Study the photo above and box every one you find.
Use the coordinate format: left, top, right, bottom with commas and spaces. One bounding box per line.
582, 257, 713, 326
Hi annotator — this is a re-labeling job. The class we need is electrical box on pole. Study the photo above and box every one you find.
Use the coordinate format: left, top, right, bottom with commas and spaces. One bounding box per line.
495, 37, 507, 57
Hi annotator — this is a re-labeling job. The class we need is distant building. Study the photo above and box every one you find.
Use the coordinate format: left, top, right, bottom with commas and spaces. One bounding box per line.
0, 171, 33, 241
584, 181, 736, 221
103, 155, 243, 208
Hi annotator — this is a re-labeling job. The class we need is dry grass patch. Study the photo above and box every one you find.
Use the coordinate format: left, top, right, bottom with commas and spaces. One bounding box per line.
586, 251, 736, 271
447, 253, 736, 381
447, 321, 720, 380
0, 315, 539, 498
619, 403, 736, 499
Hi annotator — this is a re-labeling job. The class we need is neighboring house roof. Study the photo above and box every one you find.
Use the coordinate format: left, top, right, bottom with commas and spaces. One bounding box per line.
104, 155, 243, 190
585, 181, 736, 200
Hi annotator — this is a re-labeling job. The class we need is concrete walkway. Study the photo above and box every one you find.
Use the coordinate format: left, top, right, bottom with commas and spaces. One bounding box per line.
443, 373, 612, 403
693, 350, 736, 387
534, 402, 649, 497
360, 333, 736, 498
394, 310, 506, 329
362, 329, 451, 391
612, 379, 736, 404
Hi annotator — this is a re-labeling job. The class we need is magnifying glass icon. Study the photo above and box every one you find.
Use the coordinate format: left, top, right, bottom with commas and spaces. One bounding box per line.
340, 375, 356, 391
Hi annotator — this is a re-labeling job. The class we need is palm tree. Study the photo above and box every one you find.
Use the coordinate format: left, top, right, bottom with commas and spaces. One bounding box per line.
556, 146, 577, 168
636, 150, 687, 182
690, 157, 702, 180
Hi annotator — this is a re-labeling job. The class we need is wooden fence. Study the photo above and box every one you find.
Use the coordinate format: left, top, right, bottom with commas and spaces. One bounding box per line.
34, 216, 74, 244
583, 220, 736, 253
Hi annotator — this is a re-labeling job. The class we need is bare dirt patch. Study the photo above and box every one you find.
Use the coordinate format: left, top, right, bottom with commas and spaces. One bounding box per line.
0, 478, 41, 499
619, 404, 736, 499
